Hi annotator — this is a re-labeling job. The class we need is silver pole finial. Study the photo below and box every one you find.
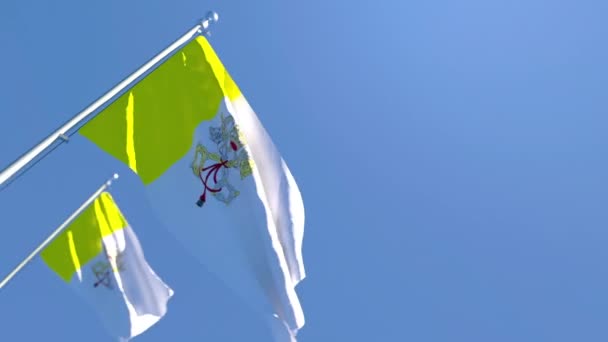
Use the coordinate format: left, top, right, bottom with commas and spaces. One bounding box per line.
106, 173, 120, 187
199, 11, 219, 36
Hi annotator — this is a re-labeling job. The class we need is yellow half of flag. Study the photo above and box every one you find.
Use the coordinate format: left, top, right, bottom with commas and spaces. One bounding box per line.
79, 36, 241, 184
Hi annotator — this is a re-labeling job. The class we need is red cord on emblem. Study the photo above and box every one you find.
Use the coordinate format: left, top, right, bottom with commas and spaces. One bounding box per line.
197, 159, 229, 206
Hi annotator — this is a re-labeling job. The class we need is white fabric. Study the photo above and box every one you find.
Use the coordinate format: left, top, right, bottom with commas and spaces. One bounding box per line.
71, 226, 173, 341
230, 96, 306, 286
146, 97, 305, 339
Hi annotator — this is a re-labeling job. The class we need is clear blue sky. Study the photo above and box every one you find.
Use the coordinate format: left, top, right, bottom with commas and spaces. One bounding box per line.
1, 0, 607, 341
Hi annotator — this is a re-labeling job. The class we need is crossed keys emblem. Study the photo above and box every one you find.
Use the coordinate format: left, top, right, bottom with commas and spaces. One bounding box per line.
92, 252, 125, 289
190, 113, 253, 207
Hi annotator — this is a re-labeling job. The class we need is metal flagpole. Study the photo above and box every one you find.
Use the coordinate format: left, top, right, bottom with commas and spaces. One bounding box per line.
0, 173, 120, 290
0, 11, 219, 188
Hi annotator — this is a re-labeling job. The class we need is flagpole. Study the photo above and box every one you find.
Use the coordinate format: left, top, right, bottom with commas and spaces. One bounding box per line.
0, 174, 120, 290
0, 11, 219, 188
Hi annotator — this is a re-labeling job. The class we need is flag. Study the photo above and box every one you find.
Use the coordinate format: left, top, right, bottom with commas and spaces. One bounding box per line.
78, 35, 305, 339
40, 192, 174, 341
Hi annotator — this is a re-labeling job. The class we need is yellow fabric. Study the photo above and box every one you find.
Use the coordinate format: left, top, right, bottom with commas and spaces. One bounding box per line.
197, 36, 241, 101
79, 36, 242, 185
125, 92, 138, 173
40, 192, 128, 282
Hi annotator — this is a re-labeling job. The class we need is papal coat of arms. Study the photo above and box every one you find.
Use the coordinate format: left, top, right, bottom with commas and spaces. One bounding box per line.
191, 113, 254, 207
92, 251, 125, 289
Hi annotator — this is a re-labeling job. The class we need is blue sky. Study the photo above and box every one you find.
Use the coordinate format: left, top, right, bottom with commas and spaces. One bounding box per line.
1, 0, 608, 341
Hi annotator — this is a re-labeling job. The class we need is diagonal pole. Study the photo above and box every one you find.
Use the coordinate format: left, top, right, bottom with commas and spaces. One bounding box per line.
0, 11, 219, 188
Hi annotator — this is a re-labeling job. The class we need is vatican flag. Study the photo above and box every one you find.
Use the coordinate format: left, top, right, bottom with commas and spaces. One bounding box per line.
40, 192, 173, 341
